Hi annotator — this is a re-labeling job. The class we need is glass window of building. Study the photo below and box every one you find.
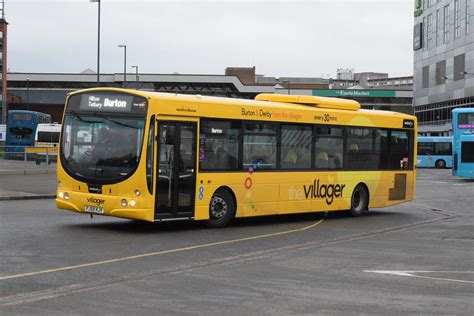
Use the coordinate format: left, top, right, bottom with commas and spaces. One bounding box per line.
467, 0, 471, 34
455, 0, 461, 38
423, 17, 427, 50
427, 14, 433, 48
435, 61, 446, 85
422, 65, 430, 89
454, 54, 465, 81
436, 9, 440, 46
444, 5, 450, 43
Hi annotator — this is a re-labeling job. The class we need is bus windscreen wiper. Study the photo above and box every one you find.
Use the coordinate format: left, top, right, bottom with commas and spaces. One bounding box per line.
92, 112, 140, 129
70, 110, 97, 124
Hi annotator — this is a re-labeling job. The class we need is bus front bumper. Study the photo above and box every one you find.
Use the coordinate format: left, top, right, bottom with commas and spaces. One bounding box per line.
56, 190, 154, 222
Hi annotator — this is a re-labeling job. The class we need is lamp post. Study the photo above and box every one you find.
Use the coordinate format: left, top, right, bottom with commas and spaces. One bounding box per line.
90, 0, 101, 84
118, 44, 127, 88
131, 65, 139, 90
26, 78, 30, 110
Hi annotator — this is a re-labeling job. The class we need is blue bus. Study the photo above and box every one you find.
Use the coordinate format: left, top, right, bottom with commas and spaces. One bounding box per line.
452, 108, 474, 178
5, 110, 52, 158
416, 136, 452, 168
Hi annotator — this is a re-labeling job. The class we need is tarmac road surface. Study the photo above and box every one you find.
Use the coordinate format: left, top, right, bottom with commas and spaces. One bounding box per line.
0, 169, 473, 314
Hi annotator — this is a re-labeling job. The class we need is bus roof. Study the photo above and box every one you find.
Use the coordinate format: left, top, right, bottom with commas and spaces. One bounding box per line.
36, 123, 61, 132
7, 110, 50, 115
67, 88, 416, 129
418, 136, 452, 142
452, 108, 474, 113
255, 94, 361, 111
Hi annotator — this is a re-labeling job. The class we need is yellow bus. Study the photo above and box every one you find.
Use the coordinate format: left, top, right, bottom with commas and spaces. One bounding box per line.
57, 88, 417, 227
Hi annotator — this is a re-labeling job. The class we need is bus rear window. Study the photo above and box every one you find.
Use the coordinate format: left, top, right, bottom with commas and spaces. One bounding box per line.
38, 131, 60, 143
458, 113, 474, 128
461, 142, 474, 163
12, 113, 33, 121
10, 127, 33, 139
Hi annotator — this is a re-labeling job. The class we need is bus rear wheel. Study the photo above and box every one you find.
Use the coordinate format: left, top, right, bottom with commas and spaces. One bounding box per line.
350, 184, 369, 217
435, 159, 446, 169
204, 189, 236, 228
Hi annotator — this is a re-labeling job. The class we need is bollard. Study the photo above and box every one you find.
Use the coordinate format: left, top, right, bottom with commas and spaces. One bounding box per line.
46, 150, 49, 166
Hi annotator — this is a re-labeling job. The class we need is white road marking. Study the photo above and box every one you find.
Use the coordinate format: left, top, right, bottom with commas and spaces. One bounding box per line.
364, 270, 474, 284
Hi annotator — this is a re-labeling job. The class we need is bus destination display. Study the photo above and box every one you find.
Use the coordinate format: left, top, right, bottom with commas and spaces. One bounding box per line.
458, 113, 474, 128
78, 94, 147, 114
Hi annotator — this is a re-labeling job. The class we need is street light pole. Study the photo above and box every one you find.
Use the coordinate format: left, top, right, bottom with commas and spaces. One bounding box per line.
90, 0, 101, 85
118, 44, 127, 88
26, 78, 30, 110
131, 65, 139, 90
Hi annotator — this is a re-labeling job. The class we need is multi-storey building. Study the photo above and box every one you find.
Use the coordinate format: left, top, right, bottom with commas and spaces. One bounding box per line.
414, 0, 474, 135
2, 68, 413, 122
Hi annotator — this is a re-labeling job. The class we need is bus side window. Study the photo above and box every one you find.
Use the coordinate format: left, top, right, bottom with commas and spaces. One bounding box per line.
199, 120, 240, 171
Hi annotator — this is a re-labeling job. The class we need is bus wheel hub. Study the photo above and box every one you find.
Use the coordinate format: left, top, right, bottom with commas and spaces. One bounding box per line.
211, 197, 227, 218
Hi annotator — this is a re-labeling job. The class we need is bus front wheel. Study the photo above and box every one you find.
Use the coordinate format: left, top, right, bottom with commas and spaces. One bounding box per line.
204, 189, 236, 228
435, 159, 446, 169
350, 184, 369, 217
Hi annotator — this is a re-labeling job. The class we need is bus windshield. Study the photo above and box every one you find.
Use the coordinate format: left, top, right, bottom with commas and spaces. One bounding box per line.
9, 127, 34, 140
61, 114, 145, 183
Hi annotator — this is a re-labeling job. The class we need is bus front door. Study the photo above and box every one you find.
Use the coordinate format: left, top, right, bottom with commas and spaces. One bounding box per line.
155, 121, 197, 220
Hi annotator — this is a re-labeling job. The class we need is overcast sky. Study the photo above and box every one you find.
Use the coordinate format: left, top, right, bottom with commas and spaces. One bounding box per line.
6, 0, 413, 78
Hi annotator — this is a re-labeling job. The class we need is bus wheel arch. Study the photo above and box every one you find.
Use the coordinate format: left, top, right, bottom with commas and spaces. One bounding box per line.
204, 186, 236, 228
350, 183, 369, 217
435, 159, 446, 168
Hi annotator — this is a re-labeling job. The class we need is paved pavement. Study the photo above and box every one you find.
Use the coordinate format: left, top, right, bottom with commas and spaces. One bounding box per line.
0, 169, 473, 314
0, 163, 56, 200
0, 158, 56, 176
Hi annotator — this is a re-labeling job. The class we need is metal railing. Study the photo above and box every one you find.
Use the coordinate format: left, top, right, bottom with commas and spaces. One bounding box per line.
0, 145, 57, 174
418, 119, 452, 126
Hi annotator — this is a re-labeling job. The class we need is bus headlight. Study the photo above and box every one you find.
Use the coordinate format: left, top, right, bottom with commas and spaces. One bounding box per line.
121, 199, 128, 207
135, 190, 141, 196
130, 200, 136, 207
58, 191, 64, 199
64, 192, 70, 200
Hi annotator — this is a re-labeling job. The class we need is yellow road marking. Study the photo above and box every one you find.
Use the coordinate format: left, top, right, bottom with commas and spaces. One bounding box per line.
0, 218, 325, 281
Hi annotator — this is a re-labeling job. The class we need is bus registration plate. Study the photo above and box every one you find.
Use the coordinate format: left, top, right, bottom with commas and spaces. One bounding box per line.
85, 205, 104, 214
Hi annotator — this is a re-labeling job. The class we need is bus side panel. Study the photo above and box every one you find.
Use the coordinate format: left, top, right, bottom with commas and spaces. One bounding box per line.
277, 171, 410, 214
416, 155, 435, 168
194, 170, 416, 220
194, 173, 280, 220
